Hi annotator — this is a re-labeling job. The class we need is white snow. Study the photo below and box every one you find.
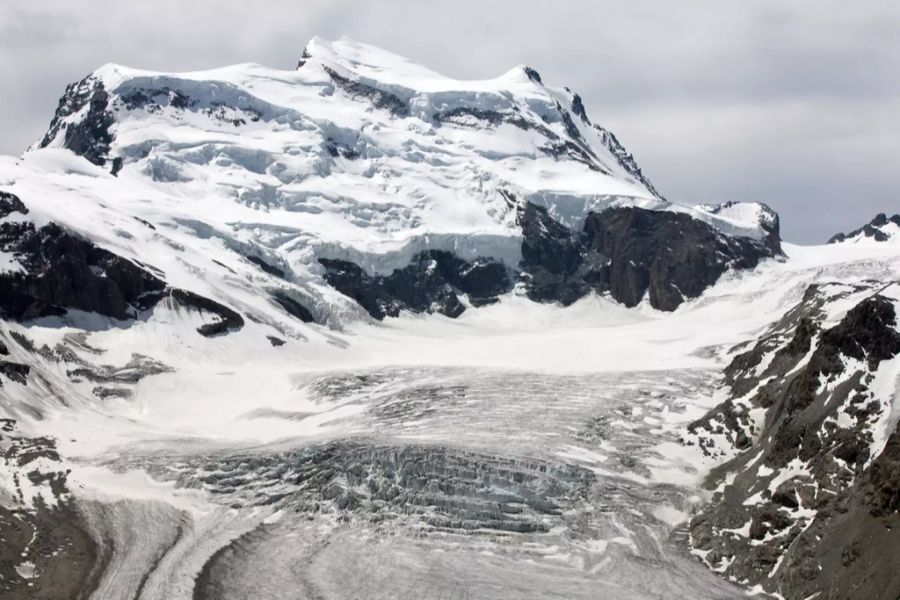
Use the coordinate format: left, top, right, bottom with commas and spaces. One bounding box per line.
0, 37, 897, 600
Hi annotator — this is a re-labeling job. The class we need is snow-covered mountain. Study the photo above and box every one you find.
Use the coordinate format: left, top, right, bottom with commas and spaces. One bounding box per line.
0, 38, 898, 600
11, 36, 781, 328
829, 213, 900, 245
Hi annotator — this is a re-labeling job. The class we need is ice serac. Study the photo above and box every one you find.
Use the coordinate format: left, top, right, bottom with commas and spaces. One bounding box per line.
684, 282, 900, 600
30, 36, 780, 325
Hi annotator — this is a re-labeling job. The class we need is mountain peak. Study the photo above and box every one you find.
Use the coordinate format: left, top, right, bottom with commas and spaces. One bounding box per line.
35, 37, 666, 203
298, 36, 447, 84
828, 212, 900, 244
20, 38, 788, 320
298, 37, 546, 92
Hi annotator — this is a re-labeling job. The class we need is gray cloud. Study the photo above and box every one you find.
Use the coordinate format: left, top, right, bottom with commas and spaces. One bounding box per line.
1, 0, 897, 242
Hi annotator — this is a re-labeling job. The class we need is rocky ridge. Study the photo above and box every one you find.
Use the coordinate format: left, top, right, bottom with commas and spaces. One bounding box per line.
684, 282, 900, 599
829, 213, 900, 244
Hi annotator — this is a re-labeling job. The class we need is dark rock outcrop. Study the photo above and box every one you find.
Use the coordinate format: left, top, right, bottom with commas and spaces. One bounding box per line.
319, 251, 511, 320
318, 200, 780, 319
0, 361, 30, 385
0, 424, 106, 599
271, 291, 315, 323
0, 192, 167, 321
38, 75, 115, 169
432, 106, 530, 130
169, 289, 244, 337
593, 125, 665, 200
829, 213, 900, 244
1, 193, 248, 339
686, 287, 900, 599
0, 192, 27, 219
584, 207, 773, 310
118, 84, 264, 128
432, 105, 610, 174
520, 202, 780, 311
120, 87, 195, 112
323, 66, 409, 117
518, 202, 594, 305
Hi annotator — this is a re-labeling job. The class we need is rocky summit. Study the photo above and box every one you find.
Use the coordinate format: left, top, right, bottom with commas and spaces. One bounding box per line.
0, 37, 897, 600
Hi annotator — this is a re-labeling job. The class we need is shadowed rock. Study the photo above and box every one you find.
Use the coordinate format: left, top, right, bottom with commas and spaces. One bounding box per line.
319, 251, 511, 320
38, 75, 115, 169
170, 289, 244, 337
0, 192, 167, 321
519, 202, 780, 311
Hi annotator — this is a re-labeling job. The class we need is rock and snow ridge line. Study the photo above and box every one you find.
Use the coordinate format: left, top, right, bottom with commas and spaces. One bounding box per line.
25, 36, 781, 321
829, 213, 900, 245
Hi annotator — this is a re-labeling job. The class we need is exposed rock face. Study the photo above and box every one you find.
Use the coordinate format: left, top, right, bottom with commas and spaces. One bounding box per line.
119, 84, 266, 129
169, 288, 244, 337
432, 103, 609, 173
829, 213, 900, 244
319, 201, 781, 318
38, 76, 116, 170
518, 202, 592, 305
519, 202, 781, 311
585, 207, 777, 310
1, 191, 247, 338
0, 192, 167, 321
0, 422, 105, 599
592, 126, 665, 200
323, 66, 409, 118
319, 251, 512, 320
0, 360, 30, 385
0, 192, 27, 219
560, 89, 664, 200
685, 284, 900, 599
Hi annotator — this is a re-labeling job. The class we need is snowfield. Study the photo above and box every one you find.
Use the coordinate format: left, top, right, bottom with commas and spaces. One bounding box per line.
1, 37, 898, 600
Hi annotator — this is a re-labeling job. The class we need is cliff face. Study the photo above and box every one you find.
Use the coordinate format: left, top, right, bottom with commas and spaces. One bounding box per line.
520, 202, 780, 311
315, 199, 781, 320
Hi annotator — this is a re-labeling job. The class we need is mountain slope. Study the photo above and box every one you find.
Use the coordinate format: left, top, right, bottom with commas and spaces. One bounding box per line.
0, 37, 897, 600
19, 36, 780, 328
685, 281, 900, 599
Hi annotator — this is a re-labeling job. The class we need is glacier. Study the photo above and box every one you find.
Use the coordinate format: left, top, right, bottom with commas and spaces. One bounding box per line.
0, 37, 898, 600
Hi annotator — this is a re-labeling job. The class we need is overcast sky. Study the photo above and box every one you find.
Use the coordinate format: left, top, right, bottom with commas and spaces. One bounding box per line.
1, 0, 897, 242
